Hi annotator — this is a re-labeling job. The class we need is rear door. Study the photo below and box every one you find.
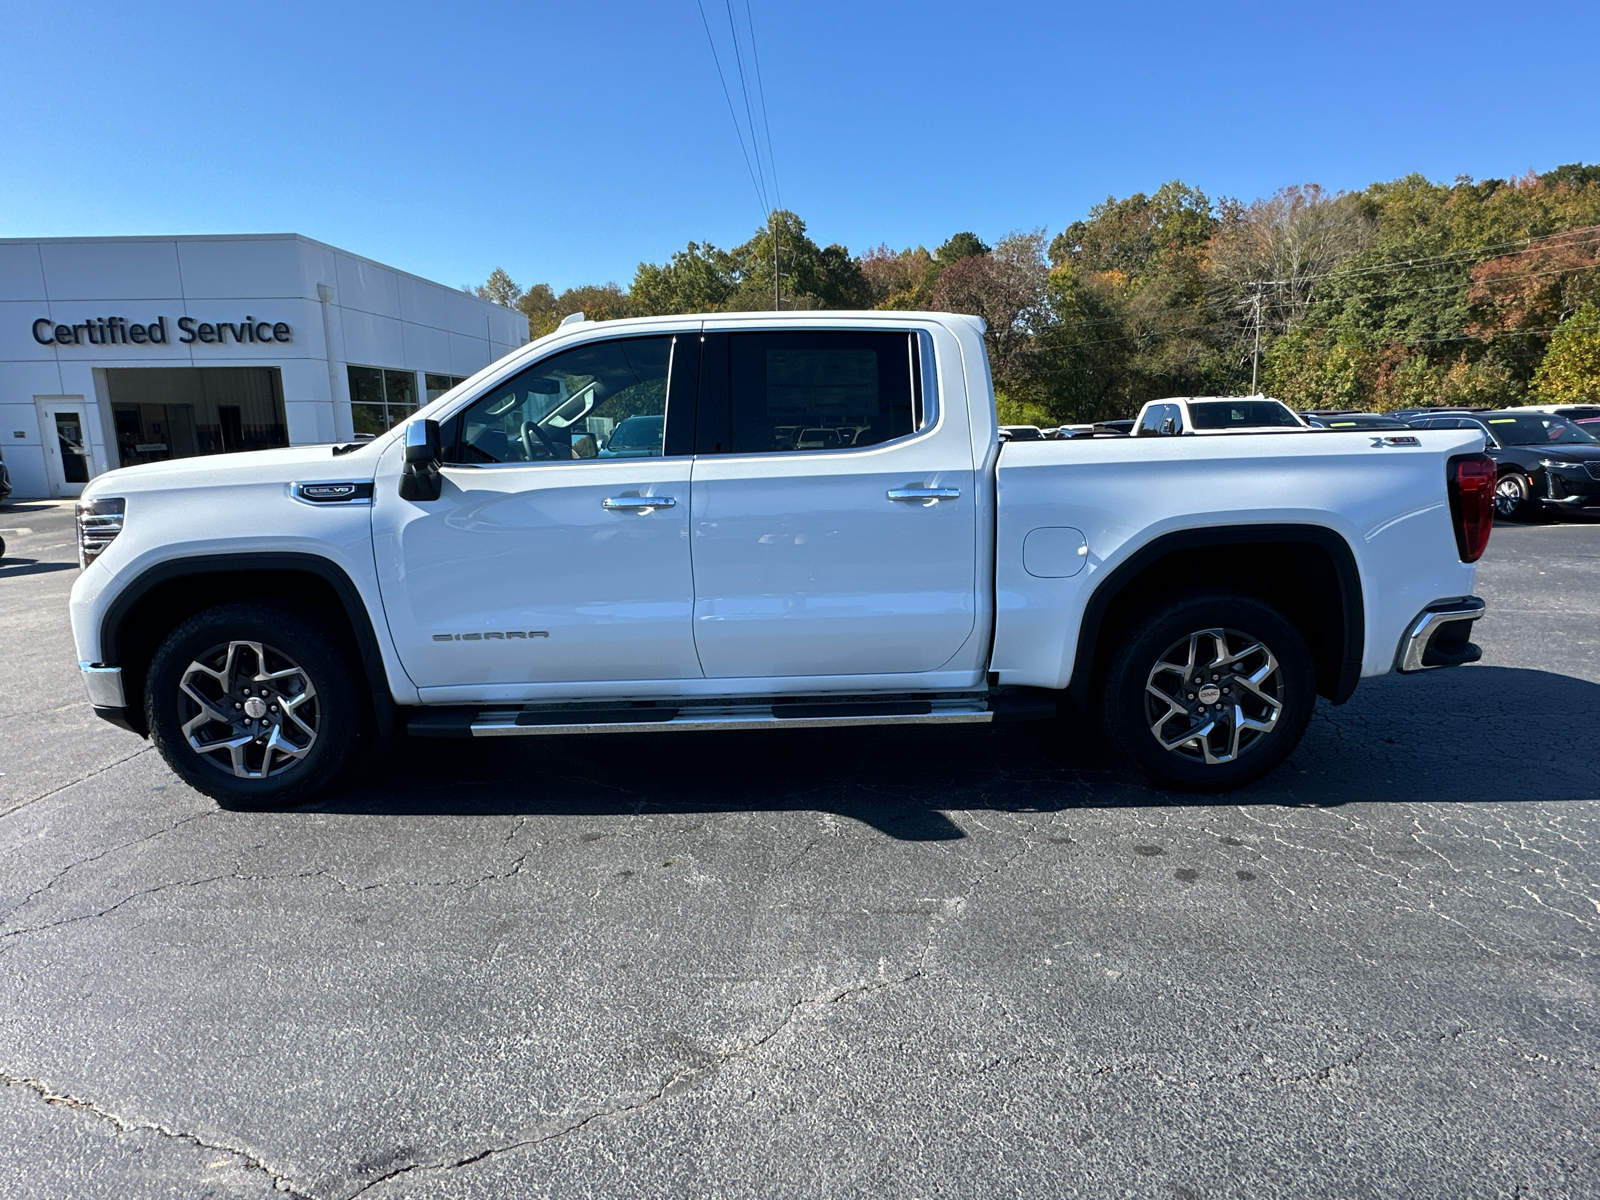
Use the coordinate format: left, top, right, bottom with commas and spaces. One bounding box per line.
687, 326, 978, 679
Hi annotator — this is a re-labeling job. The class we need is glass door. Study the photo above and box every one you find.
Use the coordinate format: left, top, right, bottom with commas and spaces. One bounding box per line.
36, 399, 94, 498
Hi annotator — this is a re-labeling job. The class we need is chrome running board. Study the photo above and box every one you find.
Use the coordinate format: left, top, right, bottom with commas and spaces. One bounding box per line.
468, 698, 994, 738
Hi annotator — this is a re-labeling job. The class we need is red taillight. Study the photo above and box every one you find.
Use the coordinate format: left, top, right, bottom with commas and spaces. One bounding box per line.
1447, 454, 1495, 562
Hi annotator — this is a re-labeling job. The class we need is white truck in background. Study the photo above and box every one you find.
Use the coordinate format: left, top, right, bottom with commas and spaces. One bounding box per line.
1131, 395, 1310, 436
69, 311, 1494, 808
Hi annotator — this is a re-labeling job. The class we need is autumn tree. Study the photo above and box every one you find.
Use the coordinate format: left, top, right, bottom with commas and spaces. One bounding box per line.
928, 231, 1049, 385
859, 244, 935, 309
1533, 302, 1600, 403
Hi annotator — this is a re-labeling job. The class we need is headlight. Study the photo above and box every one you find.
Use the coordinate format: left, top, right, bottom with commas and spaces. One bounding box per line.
1540, 459, 1583, 470
76, 497, 125, 567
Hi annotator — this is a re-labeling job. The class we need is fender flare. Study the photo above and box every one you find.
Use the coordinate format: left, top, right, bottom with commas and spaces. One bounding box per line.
101, 552, 395, 736
1065, 524, 1365, 709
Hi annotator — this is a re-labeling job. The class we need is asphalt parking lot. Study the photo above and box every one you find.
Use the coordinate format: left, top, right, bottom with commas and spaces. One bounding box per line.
1, 501, 1596, 1200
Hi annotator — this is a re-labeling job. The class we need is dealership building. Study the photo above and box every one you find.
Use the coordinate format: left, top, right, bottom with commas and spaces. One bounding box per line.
1, 235, 529, 499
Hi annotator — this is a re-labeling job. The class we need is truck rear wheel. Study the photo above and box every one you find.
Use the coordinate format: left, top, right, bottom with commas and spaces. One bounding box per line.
145, 603, 359, 809
1099, 591, 1315, 792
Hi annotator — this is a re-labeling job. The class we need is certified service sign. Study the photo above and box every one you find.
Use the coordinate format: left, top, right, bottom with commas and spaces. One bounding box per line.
32, 316, 293, 347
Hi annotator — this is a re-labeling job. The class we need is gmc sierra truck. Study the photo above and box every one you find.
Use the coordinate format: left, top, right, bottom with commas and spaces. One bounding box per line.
69, 311, 1495, 808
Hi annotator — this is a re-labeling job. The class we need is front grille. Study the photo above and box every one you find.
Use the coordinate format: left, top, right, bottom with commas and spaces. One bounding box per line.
1585, 462, 1600, 481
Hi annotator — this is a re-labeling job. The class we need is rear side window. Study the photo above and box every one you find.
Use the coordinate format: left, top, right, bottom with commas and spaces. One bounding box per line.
705, 331, 923, 455
1137, 403, 1183, 436
1188, 400, 1302, 429
445, 335, 679, 464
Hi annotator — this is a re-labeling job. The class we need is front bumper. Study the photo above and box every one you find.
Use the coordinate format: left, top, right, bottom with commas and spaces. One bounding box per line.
1398, 597, 1485, 673
1540, 466, 1600, 507
79, 662, 143, 734
79, 662, 124, 707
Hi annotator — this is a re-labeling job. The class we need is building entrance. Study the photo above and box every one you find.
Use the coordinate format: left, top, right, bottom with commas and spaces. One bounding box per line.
105, 367, 289, 468
34, 397, 94, 498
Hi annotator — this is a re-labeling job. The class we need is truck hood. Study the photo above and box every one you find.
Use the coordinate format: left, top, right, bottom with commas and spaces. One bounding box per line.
1498, 443, 1600, 461
83, 443, 382, 498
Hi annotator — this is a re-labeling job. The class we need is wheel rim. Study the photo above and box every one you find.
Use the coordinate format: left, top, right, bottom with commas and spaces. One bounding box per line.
177, 640, 319, 779
1144, 628, 1283, 765
1494, 477, 1524, 516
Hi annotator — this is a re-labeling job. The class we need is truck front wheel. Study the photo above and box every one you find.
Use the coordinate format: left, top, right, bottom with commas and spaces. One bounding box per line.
145, 602, 360, 809
1099, 591, 1316, 792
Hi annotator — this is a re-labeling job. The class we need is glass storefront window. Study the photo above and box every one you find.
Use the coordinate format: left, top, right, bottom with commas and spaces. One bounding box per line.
425, 373, 468, 403
348, 366, 421, 438
106, 367, 289, 466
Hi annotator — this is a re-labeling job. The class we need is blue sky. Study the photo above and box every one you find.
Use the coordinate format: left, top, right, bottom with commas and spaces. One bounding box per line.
3, 1, 1596, 292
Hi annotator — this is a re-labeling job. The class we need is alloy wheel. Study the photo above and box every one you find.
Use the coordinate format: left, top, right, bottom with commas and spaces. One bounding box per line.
1494, 475, 1526, 517
178, 640, 319, 778
1144, 627, 1283, 765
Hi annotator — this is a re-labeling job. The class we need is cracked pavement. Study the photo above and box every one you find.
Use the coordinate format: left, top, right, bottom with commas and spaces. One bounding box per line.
1, 501, 1596, 1198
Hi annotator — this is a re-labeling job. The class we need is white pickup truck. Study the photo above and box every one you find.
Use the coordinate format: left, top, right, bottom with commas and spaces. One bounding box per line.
69, 311, 1495, 808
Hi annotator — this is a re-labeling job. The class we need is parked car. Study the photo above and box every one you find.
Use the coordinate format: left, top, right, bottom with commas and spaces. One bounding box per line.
998, 425, 1045, 441
597, 415, 665, 459
1388, 407, 1485, 422
69, 310, 1491, 807
1407, 411, 1600, 518
1496, 403, 1600, 431
1133, 396, 1309, 436
0, 460, 10, 504
1303, 413, 1416, 431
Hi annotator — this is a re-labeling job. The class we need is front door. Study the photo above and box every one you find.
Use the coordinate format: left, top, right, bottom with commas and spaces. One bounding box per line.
688, 328, 978, 679
373, 332, 704, 692
36, 398, 93, 498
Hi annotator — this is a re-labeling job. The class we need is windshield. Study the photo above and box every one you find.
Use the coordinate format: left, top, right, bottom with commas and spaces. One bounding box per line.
1189, 400, 1303, 430
1320, 416, 1411, 429
1481, 414, 1598, 446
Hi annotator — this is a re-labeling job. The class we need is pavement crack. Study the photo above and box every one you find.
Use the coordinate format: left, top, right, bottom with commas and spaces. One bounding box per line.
0, 1070, 311, 1198
1, 810, 216, 923
1, 870, 327, 940
344, 970, 930, 1197
0, 746, 155, 820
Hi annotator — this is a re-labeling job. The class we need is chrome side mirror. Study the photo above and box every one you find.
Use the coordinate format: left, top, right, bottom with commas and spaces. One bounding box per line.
399, 418, 443, 502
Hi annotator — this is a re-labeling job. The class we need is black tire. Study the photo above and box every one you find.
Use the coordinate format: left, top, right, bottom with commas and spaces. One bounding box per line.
1098, 590, 1316, 792
145, 603, 360, 809
1494, 472, 1541, 522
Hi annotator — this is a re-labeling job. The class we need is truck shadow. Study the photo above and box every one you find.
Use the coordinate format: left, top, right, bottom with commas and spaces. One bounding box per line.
315, 666, 1600, 841
0, 558, 79, 579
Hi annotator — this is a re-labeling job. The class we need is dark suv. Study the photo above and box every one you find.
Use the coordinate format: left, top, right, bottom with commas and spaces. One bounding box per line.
1408, 411, 1600, 519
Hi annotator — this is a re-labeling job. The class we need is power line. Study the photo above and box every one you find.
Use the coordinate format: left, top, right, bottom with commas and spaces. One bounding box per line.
1244, 226, 1600, 291
724, 0, 770, 215
695, 0, 767, 220
743, 0, 781, 212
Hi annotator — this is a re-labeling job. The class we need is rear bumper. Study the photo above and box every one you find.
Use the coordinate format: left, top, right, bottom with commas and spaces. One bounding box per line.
1398, 597, 1485, 673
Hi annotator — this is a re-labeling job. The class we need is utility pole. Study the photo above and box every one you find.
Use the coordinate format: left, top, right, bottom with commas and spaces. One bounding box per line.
773, 216, 781, 311
1249, 286, 1264, 394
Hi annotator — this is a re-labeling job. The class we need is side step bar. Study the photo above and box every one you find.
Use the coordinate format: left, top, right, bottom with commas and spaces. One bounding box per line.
408, 692, 1058, 740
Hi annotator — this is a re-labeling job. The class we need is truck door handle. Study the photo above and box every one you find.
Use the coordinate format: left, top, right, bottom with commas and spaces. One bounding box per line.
602, 496, 677, 512
887, 487, 961, 504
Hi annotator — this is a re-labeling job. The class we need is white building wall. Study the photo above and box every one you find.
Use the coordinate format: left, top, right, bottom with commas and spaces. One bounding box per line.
0, 235, 529, 499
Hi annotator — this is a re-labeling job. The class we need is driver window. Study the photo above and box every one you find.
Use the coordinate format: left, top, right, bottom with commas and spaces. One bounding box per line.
446, 336, 673, 464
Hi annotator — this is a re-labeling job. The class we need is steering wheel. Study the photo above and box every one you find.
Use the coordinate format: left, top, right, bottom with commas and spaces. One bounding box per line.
520, 420, 565, 461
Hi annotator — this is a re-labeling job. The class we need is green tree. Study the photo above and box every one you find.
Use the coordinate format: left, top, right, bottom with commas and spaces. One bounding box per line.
631, 242, 736, 315
934, 232, 990, 266
1533, 302, 1600, 403
472, 267, 523, 308
630, 211, 867, 313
